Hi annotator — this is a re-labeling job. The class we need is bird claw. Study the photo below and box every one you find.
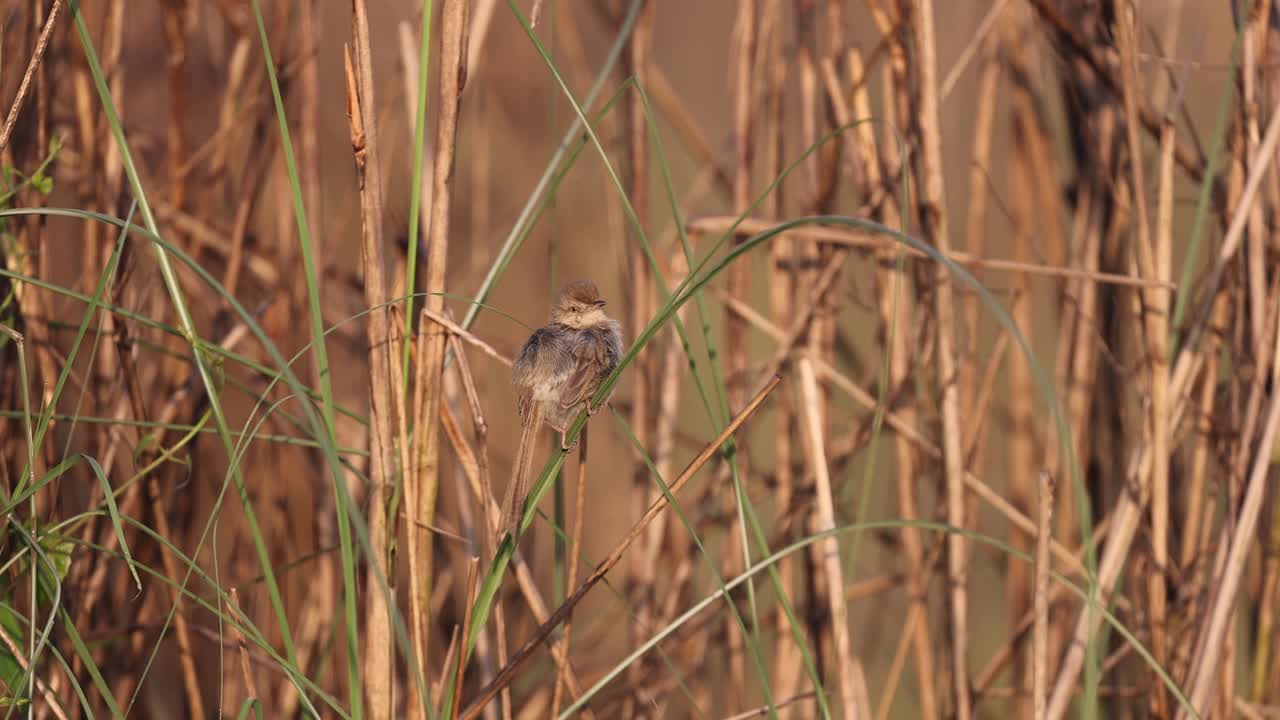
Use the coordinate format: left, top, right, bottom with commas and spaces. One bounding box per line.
560, 432, 578, 453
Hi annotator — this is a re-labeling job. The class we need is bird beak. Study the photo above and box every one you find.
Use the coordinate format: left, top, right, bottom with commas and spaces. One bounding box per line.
593, 300, 607, 308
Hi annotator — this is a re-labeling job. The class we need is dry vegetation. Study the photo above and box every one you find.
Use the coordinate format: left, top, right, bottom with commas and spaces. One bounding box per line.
1, 0, 1278, 718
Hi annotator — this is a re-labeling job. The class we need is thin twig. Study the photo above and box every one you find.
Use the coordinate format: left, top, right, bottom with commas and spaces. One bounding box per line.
421, 308, 513, 367
1034, 472, 1056, 720
0, 0, 63, 155
452, 556, 481, 720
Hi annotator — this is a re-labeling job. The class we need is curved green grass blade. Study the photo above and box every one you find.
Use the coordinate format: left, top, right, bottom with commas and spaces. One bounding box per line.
79, 454, 141, 592
561, 519, 1193, 719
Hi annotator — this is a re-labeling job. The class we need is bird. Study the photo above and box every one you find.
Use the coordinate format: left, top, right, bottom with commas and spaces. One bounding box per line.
500, 280, 623, 538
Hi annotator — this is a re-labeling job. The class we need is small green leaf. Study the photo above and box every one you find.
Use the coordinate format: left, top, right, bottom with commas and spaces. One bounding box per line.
37, 530, 74, 583
133, 432, 160, 464
29, 171, 51, 196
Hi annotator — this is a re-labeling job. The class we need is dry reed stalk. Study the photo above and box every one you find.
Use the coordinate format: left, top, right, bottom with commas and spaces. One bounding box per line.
409, 1, 470, 712
452, 556, 481, 720
639, 248, 694, 674
759, 0, 803, 707
973, 580, 1078, 703
1055, 122, 1109, 552
1006, 109, 1038, 720
964, 319, 1013, 467
139, 456, 206, 720
435, 625, 461, 706
1116, 12, 1171, 714
1033, 472, 1055, 720
909, 2, 970, 716
460, 376, 782, 719
1179, 290, 1229, 577
344, 0, 396, 705
938, 0, 1010, 99
622, 3, 655, 712
960, 29, 1000, 429
227, 588, 259, 704
549, 428, 589, 718
797, 357, 870, 718
718, 1, 757, 710
160, 0, 188, 210
874, 603, 926, 720
687, 217, 1173, 289
1243, 4, 1270, 352
420, 308, 512, 367
723, 692, 819, 720
814, 0, 845, 390
1148, 111, 1178, 718
1254, 504, 1280, 701
281, 3, 332, 697
405, 311, 433, 720
221, 153, 272, 299
792, 25, 824, 704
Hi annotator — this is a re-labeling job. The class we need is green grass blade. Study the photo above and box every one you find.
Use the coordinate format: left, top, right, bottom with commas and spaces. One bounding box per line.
246, 0, 368, 710
79, 454, 141, 592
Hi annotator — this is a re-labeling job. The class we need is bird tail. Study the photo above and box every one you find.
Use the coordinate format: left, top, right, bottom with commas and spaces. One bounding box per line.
500, 404, 543, 540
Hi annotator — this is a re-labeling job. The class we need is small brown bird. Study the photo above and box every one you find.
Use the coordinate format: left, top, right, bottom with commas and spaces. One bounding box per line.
501, 280, 624, 537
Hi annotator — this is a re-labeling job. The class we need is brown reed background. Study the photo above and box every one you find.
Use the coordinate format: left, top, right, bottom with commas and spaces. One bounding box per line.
0, 0, 1275, 718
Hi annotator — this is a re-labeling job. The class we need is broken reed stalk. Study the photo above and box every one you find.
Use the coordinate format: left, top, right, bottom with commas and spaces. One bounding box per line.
345, 0, 395, 710
228, 588, 260, 703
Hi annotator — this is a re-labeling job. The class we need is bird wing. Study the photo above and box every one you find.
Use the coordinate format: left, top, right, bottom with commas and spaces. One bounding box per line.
511, 327, 572, 420
558, 324, 621, 412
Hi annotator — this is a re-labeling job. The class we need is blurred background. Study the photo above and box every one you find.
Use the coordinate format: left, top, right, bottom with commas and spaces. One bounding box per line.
0, 0, 1274, 718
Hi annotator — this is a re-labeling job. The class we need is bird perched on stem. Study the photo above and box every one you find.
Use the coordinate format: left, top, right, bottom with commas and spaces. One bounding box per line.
501, 280, 623, 538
